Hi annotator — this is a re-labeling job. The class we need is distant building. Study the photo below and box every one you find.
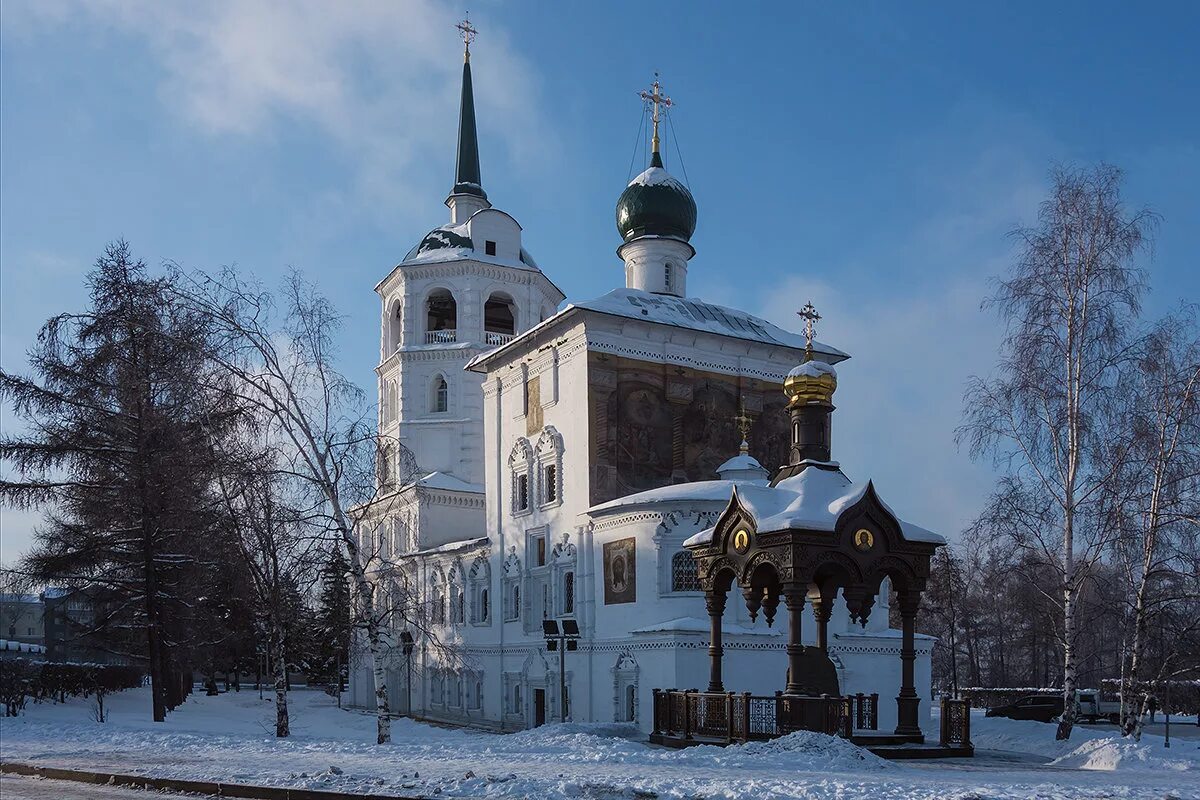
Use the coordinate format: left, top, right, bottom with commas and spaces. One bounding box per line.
42, 587, 116, 663
0, 593, 44, 648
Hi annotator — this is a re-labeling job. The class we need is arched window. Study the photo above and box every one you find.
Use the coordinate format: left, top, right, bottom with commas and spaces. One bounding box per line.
484, 292, 516, 345
386, 298, 402, 354
426, 289, 457, 343
469, 555, 491, 626
671, 551, 700, 592
432, 375, 449, 413
664, 264, 672, 293
503, 549, 522, 622
430, 570, 446, 625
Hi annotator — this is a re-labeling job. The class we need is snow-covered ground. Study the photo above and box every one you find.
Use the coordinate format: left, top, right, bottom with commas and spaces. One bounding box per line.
1, 687, 1197, 800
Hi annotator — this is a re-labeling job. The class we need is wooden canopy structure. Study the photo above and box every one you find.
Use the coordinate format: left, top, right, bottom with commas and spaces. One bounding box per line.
684, 469, 940, 739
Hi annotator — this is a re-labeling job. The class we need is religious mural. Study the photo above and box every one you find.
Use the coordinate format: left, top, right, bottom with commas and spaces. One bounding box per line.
588, 359, 788, 505
603, 537, 637, 605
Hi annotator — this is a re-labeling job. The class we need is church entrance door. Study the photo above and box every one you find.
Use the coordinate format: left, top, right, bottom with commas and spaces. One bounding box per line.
534, 688, 546, 727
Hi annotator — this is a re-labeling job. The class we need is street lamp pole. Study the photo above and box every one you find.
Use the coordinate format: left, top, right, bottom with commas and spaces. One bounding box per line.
399, 630, 415, 718
542, 620, 580, 723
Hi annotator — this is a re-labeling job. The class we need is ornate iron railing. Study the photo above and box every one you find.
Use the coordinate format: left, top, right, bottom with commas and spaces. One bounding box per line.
939, 697, 972, 750
652, 688, 856, 744
853, 692, 879, 730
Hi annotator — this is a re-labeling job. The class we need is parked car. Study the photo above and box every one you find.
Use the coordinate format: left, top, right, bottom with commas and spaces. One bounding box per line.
985, 694, 1065, 722
1075, 689, 1122, 724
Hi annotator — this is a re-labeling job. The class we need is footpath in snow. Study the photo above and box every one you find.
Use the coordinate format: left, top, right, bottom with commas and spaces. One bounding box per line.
1, 687, 1197, 800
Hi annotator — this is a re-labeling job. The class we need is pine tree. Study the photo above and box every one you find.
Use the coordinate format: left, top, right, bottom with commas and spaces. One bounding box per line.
0, 242, 238, 721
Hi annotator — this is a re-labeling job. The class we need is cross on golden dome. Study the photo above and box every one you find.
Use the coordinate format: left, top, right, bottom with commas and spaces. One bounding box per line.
733, 397, 754, 454
797, 301, 821, 354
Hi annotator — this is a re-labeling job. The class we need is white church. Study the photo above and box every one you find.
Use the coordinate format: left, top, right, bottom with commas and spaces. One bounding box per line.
349, 28, 945, 742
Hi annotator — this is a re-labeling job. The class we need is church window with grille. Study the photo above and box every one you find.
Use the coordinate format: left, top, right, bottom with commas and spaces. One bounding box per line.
671, 550, 700, 592
516, 474, 529, 511
561, 570, 575, 615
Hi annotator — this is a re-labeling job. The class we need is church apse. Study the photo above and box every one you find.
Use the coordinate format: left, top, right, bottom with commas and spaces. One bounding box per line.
587, 354, 789, 505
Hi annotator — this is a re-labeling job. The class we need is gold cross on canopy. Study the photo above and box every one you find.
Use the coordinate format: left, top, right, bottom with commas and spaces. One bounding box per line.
734, 397, 754, 449
639, 73, 673, 158
456, 15, 478, 59
798, 301, 821, 353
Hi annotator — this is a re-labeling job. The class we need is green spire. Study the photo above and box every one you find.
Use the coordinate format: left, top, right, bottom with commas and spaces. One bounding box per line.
451, 56, 487, 200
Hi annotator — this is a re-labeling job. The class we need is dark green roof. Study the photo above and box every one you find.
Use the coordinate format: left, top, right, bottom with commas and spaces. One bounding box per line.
615, 158, 697, 243
452, 59, 486, 200
402, 225, 539, 268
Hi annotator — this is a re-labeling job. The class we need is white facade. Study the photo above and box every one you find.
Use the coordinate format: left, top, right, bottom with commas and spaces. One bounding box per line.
350, 50, 940, 738
352, 300, 937, 735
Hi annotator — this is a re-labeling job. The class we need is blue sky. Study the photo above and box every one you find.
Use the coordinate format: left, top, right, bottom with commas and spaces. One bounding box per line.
3, 1, 1198, 562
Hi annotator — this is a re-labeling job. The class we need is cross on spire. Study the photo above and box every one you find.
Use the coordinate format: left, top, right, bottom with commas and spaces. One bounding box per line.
456, 14, 478, 61
734, 397, 754, 453
639, 73, 673, 162
798, 301, 821, 355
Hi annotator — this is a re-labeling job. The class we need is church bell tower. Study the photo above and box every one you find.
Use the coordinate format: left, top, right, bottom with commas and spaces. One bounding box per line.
373, 17, 564, 488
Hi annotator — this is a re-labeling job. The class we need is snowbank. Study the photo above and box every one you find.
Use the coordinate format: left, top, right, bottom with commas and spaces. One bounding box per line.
4, 687, 1197, 800
1051, 736, 1200, 772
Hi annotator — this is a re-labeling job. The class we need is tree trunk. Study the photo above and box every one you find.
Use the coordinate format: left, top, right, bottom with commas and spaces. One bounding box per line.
273, 620, 289, 738
1056, 507, 1079, 741
345, 527, 390, 744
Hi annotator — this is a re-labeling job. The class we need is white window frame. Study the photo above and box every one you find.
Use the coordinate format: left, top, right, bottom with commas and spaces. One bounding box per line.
468, 555, 491, 626
508, 439, 533, 517
502, 548, 522, 622
535, 427, 564, 510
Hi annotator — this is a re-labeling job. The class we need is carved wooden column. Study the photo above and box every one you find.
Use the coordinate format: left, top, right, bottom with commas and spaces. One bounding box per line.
706, 589, 727, 692
783, 586, 806, 695
895, 589, 923, 738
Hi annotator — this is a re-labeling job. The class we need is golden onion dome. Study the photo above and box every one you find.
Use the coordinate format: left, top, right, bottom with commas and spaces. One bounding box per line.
783, 355, 838, 406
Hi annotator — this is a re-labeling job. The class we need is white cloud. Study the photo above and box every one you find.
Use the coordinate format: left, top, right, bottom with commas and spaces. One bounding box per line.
6, 0, 552, 217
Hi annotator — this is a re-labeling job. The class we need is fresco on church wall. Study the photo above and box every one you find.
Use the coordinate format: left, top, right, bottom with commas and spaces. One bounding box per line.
588, 362, 788, 505
603, 537, 637, 605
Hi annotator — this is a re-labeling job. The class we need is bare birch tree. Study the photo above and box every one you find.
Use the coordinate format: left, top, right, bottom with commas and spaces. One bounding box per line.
180, 268, 443, 744
1113, 307, 1200, 738
959, 163, 1157, 740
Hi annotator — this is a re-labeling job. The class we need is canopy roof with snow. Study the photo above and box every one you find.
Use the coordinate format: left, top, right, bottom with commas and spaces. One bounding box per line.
683, 465, 943, 548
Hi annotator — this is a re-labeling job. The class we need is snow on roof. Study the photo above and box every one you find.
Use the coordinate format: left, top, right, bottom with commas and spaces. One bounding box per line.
577, 289, 848, 355
715, 451, 767, 477
0, 593, 40, 604
629, 616, 781, 637
628, 166, 683, 188
682, 467, 945, 547
587, 478, 769, 516
401, 536, 490, 559
788, 359, 837, 379
0, 639, 46, 653
467, 287, 848, 371
411, 471, 484, 494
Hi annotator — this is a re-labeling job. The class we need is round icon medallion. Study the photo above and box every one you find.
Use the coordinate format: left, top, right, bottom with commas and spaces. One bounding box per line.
733, 528, 751, 553
853, 528, 875, 552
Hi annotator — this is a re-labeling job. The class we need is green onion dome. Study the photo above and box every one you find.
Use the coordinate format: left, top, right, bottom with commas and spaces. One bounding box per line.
615, 153, 697, 243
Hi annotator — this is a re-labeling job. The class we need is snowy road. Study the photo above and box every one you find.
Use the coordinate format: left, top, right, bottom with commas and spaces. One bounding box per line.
2, 688, 1197, 800
0, 775, 146, 800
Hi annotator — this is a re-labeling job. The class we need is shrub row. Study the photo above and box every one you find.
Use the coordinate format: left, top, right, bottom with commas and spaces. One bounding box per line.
0, 658, 145, 716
